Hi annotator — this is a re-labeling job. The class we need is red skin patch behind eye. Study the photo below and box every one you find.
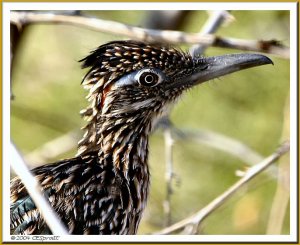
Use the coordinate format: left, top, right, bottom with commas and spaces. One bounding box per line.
101, 84, 112, 108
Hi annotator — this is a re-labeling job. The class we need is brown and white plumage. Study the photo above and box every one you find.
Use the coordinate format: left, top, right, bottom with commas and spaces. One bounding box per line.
10, 40, 272, 235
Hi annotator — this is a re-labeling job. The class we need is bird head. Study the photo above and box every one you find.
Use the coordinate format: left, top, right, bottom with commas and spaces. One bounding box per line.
78, 40, 272, 155
80, 40, 272, 119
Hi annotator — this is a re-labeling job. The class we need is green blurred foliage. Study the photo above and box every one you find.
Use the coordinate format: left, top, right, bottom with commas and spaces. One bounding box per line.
11, 10, 290, 235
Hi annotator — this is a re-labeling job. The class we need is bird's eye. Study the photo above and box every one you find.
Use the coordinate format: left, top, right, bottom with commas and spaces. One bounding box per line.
135, 69, 163, 87
139, 72, 158, 86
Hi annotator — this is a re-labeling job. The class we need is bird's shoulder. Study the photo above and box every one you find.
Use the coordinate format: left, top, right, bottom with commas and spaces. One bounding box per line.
10, 152, 137, 234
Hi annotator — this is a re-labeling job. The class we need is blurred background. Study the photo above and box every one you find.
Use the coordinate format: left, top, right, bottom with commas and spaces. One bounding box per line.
11, 10, 290, 235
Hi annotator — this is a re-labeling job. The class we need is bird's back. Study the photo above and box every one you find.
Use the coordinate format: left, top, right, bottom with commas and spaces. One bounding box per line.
10, 152, 147, 235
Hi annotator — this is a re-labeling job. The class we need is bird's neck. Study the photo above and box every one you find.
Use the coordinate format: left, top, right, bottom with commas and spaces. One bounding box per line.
78, 112, 153, 178
77, 111, 153, 229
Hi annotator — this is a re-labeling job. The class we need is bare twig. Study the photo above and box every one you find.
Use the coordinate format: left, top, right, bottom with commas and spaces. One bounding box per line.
267, 95, 290, 234
22, 125, 268, 174
190, 10, 234, 55
266, 150, 290, 234
24, 125, 272, 176
172, 127, 264, 166
213, 37, 289, 59
163, 127, 175, 227
154, 141, 290, 235
10, 142, 68, 235
10, 11, 289, 58
173, 126, 278, 181
161, 10, 234, 227
25, 130, 80, 165
10, 11, 68, 236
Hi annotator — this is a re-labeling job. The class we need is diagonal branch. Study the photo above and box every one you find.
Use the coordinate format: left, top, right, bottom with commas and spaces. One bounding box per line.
25, 130, 80, 165
10, 142, 68, 235
161, 10, 236, 229
163, 127, 175, 227
266, 95, 290, 234
171, 127, 264, 166
10, 11, 289, 58
154, 141, 290, 235
190, 10, 234, 55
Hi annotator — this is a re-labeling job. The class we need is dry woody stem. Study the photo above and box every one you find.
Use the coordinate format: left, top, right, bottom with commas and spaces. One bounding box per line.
154, 141, 290, 235
10, 143, 68, 235
11, 11, 289, 59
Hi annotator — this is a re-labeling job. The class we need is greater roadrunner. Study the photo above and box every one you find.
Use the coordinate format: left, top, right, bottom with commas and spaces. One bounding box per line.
10, 40, 272, 235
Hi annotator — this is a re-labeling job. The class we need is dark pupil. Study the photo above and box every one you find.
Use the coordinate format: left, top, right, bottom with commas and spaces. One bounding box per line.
145, 75, 153, 83
140, 72, 158, 86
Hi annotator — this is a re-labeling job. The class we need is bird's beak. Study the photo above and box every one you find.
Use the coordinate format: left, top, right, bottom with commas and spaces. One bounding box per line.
169, 53, 273, 89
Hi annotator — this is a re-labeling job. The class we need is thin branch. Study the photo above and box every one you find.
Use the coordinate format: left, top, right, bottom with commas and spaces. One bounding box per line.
154, 141, 290, 235
190, 10, 234, 55
163, 127, 175, 227
25, 130, 80, 165
266, 152, 290, 234
213, 37, 289, 59
267, 95, 290, 234
10, 11, 68, 236
10, 142, 68, 235
23, 124, 268, 173
171, 127, 264, 166
10, 11, 289, 58
161, 10, 231, 229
